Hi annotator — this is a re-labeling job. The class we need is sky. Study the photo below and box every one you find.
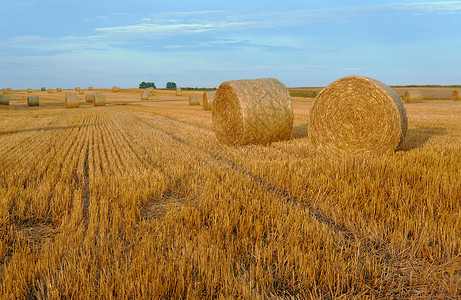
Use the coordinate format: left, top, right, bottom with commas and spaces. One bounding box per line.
0, 0, 461, 89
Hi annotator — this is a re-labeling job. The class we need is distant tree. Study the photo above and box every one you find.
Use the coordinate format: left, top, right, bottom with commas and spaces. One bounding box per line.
166, 82, 177, 89
139, 82, 156, 89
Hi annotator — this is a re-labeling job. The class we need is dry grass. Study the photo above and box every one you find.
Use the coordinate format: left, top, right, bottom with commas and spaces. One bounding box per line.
0, 89, 460, 298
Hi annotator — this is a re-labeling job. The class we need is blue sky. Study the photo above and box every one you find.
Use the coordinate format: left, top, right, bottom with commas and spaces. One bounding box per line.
1, 0, 460, 89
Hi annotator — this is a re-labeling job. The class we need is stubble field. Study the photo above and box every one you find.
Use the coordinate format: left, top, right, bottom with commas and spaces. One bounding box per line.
1, 88, 460, 298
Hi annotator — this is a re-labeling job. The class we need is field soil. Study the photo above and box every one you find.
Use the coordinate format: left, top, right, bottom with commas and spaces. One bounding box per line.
1, 88, 460, 298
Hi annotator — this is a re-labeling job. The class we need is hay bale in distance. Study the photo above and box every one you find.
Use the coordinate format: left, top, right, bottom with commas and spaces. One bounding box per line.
47, 89, 54, 93
176, 88, 182, 96
452, 90, 460, 101
112, 86, 120, 92
212, 77, 293, 146
6, 88, 12, 91
66, 94, 80, 108
94, 92, 106, 106
79, 89, 84, 95
88, 86, 93, 91
56, 87, 62, 92
28, 96, 39, 106
141, 91, 149, 100
189, 94, 201, 105
309, 76, 407, 157
1, 89, 6, 95
403, 90, 423, 103
41, 87, 46, 91
27, 89, 32, 93
0, 95, 9, 105
85, 94, 95, 102
203, 91, 216, 111
75, 87, 80, 91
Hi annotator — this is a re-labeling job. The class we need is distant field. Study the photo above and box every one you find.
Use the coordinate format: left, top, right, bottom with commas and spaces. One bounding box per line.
1, 88, 460, 298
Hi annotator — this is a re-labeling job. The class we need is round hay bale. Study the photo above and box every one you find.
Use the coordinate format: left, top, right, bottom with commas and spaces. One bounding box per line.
79, 89, 84, 95
41, 87, 46, 91
203, 91, 216, 111
47, 89, 54, 93
141, 91, 149, 100
112, 86, 120, 92
189, 94, 201, 105
6, 88, 12, 91
56, 87, 62, 92
27, 88, 32, 93
88, 86, 93, 91
85, 94, 95, 102
28, 96, 39, 106
66, 94, 80, 108
212, 77, 293, 146
403, 90, 423, 103
176, 88, 182, 96
75, 87, 80, 91
1, 89, 7, 95
0, 95, 10, 105
94, 92, 106, 106
309, 76, 407, 157
452, 90, 460, 101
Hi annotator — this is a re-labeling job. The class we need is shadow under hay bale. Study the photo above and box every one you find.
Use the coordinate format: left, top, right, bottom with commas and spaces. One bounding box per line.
292, 124, 308, 139
399, 127, 446, 151
403, 90, 423, 103
309, 76, 407, 157
212, 77, 293, 146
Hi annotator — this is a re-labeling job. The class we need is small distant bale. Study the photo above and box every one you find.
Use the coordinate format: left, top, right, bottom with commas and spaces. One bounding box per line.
27, 89, 32, 93
85, 94, 95, 102
88, 86, 93, 90
112, 86, 120, 92
56, 87, 62, 92
94, 92, 106, 106
66, 94, 80, 108
309, 76, 407, 157
141, 91, 149, 100
403, 90, 423, 103
6, 88, 12, 91
212, 77, 293, 146
79, 89, 84, 95
47, 89, 54, 93
0, 95, 9, 105
75, 87, 80, 91
203, 91, 216, 111
176, 88, 182, 96
452, 90, 460, 101
189, 94, 201, 105
28, 96, 39, 106
1, 89, 7, 95
41, 87, 46, 91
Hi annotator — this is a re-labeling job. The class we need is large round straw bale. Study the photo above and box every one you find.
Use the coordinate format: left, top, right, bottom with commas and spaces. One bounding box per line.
85, 94, 95, 102
212, 77, 293, 146
452, 90, 460, 101
66, 94, 80, 108
189, 94, 201, 105
403, 90, 423, 103
41, 87, 46, 91
0, 95, 9, 105
94, 92, 106, 106
176, 88, 182, 96
27, 88, 32, 93
309, 76, 407, 157
56, 87, 62, 92
28, 96, 39, 106
203, 91, 216, 111
141, 91, 149, 100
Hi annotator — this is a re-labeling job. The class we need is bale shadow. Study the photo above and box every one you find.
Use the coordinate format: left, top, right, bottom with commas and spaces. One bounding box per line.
292, 124, 308, 139
399, 127, 446, 151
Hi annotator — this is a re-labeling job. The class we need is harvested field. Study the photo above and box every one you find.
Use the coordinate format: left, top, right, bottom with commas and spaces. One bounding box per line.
0, 88, 460, 298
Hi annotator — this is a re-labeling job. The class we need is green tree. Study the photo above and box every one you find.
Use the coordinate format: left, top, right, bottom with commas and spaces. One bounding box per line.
139, 82, 156, 89
166, 82, 177, 89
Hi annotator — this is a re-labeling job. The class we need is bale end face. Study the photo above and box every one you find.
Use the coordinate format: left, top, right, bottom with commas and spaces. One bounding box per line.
308, 76, 407, 157
28, 96, 39, 106
56, 88, 62, 92
212, 77, 293, 146
403, 90, 423, 103
85, 94, 95, 102
176, 88, 183, 96
0, 95, 10, 105
189, 95, 201, 105
66, 95, 80, 108
41, 87, 46, 91
141, 91, 149, 100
